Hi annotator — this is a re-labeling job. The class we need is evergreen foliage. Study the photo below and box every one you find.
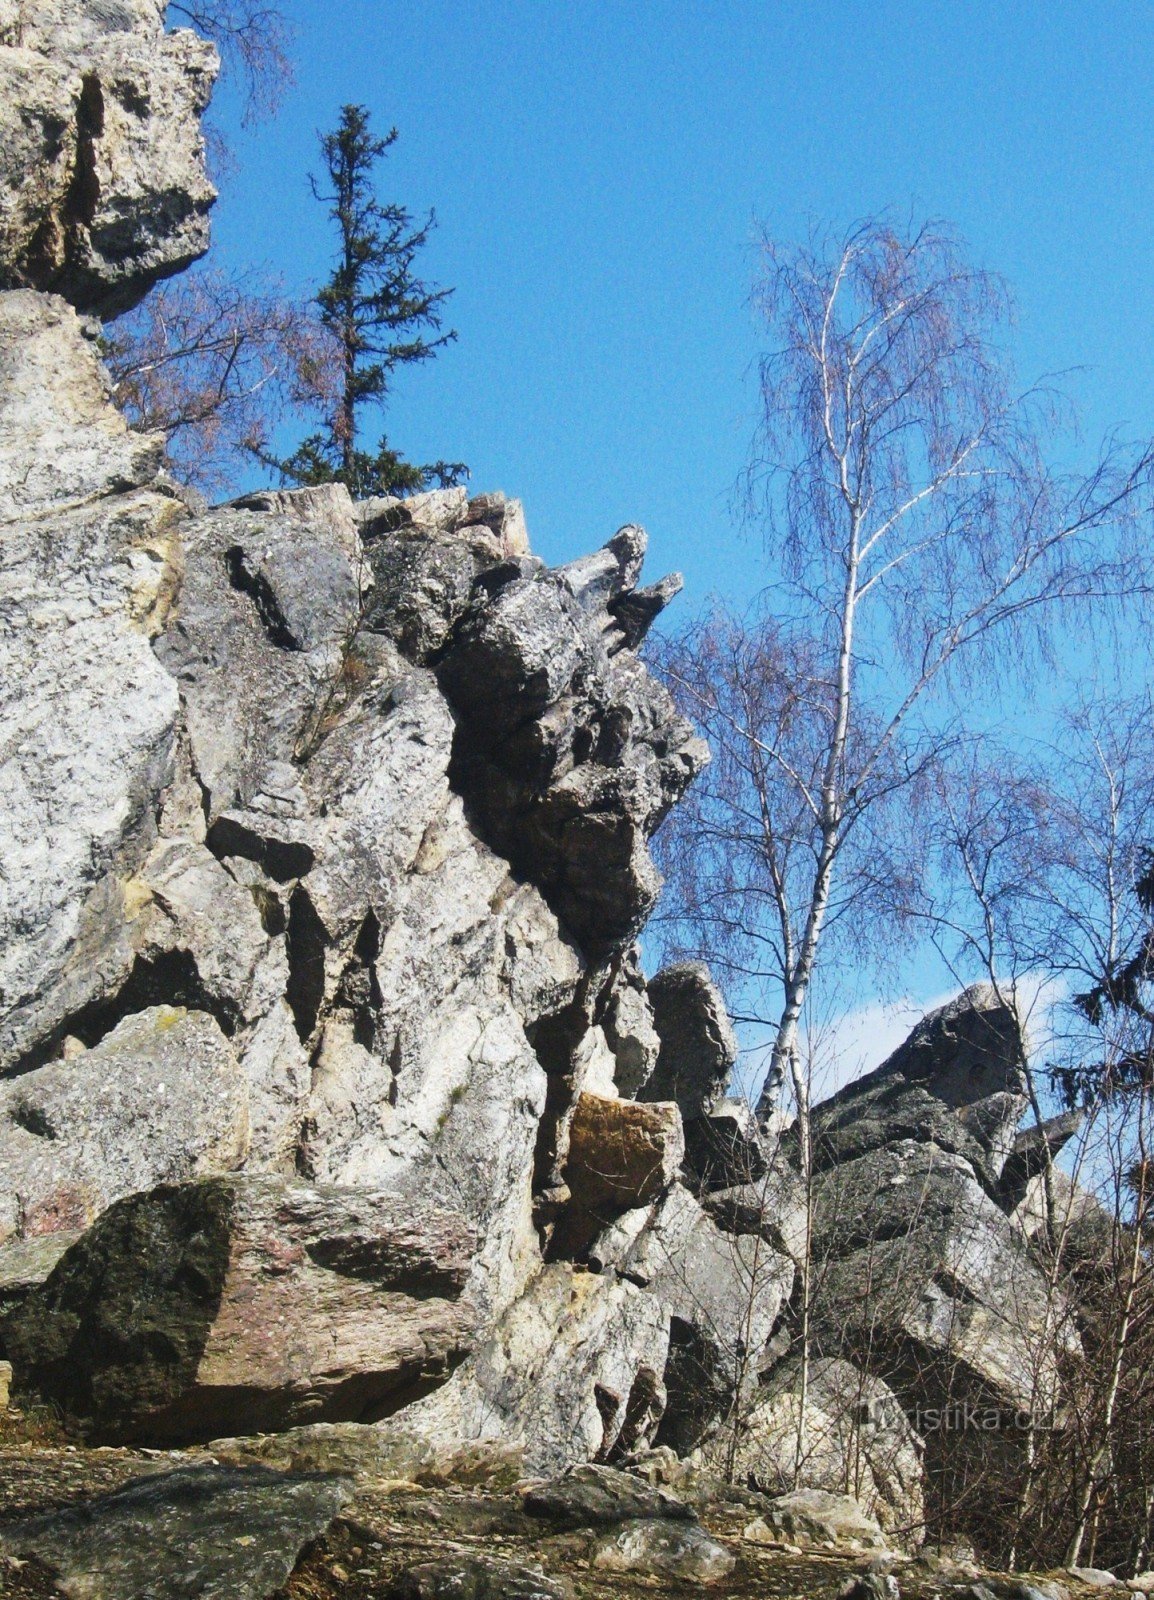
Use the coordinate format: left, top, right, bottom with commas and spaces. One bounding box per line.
260, 104, 466, 498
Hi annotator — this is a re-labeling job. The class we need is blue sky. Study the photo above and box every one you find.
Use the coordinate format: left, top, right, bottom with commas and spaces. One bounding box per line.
206, 1, 1154, 608
202, 3, 1154, 1065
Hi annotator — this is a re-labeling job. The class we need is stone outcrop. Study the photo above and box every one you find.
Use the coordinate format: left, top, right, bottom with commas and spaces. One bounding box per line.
590, 1519, 736, 1584
811, 1137, 1074, 1415
0, 1463, 352, 1600
0, 1005, 248, 1243
589, 1182, 793, 1456
0, 268, 743, 1459
710, 1356, 924, 1544
0, 1, 757, 1481
0, 0, 218, 315
743, 1488, 889, 1552
436, 524, 708, 957
800, 992, 1083, 1552
811, 986, 1028, 1190
641, 962, 737, 1118
996, 1108, 1082, 1216
0, 291, 183, 1078
523, 1462, 693, 1527
8, 1175, 476, 1441
398, 1261, 672, 1474
0, 4, 1100, 1575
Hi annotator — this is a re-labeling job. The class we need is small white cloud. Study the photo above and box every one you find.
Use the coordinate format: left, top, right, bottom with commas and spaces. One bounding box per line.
806, 993, 951, 1103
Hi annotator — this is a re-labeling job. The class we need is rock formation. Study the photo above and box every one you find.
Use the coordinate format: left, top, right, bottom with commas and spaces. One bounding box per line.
710, 1356, 925, 1541
8, 1175, 477, 1441
0, 1, 1097, 1576
0, 1463, 354, 1600
0, 0, 786, 1480
0, 0, 218, 315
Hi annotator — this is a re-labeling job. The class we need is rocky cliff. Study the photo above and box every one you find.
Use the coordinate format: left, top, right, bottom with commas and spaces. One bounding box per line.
0, 0, 1091, 1573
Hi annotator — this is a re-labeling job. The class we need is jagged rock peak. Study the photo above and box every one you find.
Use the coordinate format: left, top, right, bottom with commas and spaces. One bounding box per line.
811, 983, 1028, 1187
436, 527, 708, 957
0, 0, 218, 316
0, 8, 1088, 1550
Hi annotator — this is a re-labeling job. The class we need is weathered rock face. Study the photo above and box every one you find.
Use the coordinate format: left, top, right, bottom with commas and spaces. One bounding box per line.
710, 1356, 924, 1545
1, 4, 1089, 1561
811, 1138, 1073, 1415
0, 292, 182, 1077
590, 1182, 794, 1456
641, 962, 737, 1119
0, 0, 218, 315
0, 270, 755, 1475
400, 1262, 672, 1475
0, 272, 742, 1463
8, 1175, 476, 1441
436, 524, 709, 958
0, 1006, 248, 1244
811, 986, 1028, 1190
0, 1463, 352, 1600
800, 993, 1083, 1553
0, 0, 770, 1484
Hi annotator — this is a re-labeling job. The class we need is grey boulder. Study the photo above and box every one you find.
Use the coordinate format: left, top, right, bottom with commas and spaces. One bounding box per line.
744, 1487, 889, 1551
8, 1174, 476, 1442
0, 1463, 351, 1600
523, 1462, 693, 1527
591, 1518, 736, 1583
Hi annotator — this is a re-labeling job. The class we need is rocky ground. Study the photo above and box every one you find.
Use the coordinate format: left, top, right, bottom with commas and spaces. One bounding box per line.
0, 1410, 1114, 1600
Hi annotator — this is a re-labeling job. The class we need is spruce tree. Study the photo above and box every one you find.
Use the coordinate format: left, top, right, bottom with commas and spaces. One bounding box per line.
264, 104, 465, 498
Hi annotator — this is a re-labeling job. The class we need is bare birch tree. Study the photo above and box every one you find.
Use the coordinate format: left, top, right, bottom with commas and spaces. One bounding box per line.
658, 216, 1153, 1131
